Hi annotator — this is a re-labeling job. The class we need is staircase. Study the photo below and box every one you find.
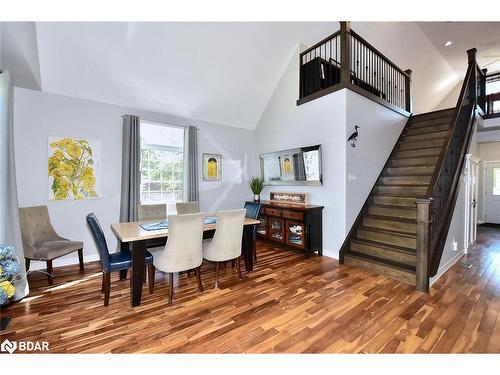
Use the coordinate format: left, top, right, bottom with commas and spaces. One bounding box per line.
340, 108, 455, 285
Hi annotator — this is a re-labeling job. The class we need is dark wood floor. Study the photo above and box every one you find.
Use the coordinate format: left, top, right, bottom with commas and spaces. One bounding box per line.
2, 226, 500, 353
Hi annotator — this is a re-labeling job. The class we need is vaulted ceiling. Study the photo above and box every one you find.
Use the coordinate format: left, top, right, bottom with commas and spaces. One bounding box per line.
2, 21, 500, 129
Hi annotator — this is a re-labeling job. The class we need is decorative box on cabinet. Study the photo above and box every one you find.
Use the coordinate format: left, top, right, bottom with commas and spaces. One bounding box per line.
254, 200, 324, 256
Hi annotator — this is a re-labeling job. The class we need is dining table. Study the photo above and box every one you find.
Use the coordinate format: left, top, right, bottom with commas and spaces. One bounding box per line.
111, 217, 260, 307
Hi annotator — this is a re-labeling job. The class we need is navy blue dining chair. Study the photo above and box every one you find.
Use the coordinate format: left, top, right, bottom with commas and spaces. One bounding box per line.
244, 201, 261, 261
86, 213, 155, 306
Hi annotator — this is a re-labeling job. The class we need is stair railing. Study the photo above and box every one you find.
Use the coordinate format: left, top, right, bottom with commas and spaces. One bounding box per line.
415, 48, 486, 292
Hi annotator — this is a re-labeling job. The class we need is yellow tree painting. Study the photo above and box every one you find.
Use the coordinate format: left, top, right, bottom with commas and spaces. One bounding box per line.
48, 137, 102, 200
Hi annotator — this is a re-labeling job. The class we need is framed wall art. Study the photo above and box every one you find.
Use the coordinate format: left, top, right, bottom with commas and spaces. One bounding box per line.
202, 153, 222, 181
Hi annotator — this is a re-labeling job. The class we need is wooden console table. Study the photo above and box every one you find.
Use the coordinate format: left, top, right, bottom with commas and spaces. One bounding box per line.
255, 200, 324, 256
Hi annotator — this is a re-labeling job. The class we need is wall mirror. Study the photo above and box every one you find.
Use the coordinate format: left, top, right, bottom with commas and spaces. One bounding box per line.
259, 144, 323, 186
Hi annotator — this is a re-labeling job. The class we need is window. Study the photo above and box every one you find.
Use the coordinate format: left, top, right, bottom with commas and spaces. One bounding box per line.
140, 121, 184, 211
493, 167, 500, 196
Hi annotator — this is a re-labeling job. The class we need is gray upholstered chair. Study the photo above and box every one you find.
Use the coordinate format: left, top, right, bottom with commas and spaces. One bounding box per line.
138, 203, 167, 221
149, 212, 206, 304
19, 205, 84, 285
203, 209, 246, 288
176, 201, 200, 215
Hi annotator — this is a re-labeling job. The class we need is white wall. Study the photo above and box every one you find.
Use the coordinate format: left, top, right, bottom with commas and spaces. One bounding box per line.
255, 46, 407, 259
345, 90, 407, 228
351, 22, 458, 115
14, 87, 255, 269
1, 22, 41, 90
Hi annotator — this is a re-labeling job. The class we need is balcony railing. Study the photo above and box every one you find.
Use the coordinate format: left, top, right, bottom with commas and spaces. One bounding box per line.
298, 22, 412, 115
485, 71, 500, 117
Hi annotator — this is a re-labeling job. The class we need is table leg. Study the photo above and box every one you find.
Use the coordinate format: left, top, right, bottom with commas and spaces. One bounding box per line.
242, 225, 255, 272
131, 240, 146, 307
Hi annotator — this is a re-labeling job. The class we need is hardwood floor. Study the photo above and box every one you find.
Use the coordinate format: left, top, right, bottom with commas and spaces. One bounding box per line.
3, 226, 500, 353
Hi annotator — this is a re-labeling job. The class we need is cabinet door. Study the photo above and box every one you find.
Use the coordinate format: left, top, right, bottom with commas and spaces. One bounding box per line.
285, 220, 305, 249
256, 215, 267, 238
269, 217, 284, 242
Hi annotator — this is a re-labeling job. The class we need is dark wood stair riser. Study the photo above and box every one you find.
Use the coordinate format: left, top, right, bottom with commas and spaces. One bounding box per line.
372, 196, 417, 207
378, 176, 431, 186
403, 130, 449, 142
398, 139, 445, 151
395, 147, 442, 158
405, 124, 451, 136
385, 166, 436, 176
374, 185, 427, 196
363, 216, 416, 234
410, 108, 454, 122
350, 240, 416, 265
357, 228, 417, 249
343, 255, 416, 284
368, 205, 417, 219
389, 156, 438, 167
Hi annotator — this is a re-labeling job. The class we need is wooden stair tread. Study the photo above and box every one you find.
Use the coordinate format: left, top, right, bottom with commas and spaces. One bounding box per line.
363, 215, 417, 235
357, 225, 416, 238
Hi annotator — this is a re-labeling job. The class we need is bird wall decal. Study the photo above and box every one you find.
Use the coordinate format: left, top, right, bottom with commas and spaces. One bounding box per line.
348, 125, 359, 147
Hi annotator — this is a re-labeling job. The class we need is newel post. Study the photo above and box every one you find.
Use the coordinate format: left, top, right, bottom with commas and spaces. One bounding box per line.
339, 21, 351, 85
404, 69, 412, 113
415, 198, 431, 293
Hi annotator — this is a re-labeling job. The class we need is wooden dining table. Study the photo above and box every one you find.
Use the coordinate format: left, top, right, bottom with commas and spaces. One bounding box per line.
111, 218, 260, 307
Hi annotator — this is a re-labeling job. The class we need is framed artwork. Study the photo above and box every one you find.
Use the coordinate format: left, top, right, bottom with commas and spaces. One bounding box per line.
202, 153, 222, 181
279, 154, 294, 180
48, 137, 102, 200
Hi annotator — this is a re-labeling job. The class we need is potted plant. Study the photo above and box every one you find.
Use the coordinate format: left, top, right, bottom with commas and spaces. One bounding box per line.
0, 244, 21, 331
250, 177, 264, 202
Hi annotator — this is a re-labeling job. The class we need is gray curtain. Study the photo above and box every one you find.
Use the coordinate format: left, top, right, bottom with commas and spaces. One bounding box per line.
184, 125, 199, 202
119, 115, 141, 222
0, 71, 29, 300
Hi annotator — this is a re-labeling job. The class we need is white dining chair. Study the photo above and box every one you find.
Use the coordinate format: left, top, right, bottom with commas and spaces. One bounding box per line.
149, 212, 206, 304
138, 203, 167, 221
176, 201, 200, 215
202, 209, 246, 288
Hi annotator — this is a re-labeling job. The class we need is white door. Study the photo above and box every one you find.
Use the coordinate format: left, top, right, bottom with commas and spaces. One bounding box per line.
485, 162, 500, 224
465, 155, 479, 252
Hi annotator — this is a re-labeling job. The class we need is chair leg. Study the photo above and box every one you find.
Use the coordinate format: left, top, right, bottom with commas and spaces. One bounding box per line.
214, 262, 220, 289
119, 269, 128, 280
143, 264, 147, 283
25, 258, 30, 272
231, 259, 235, 268
194, 267, 204, 292
78, 248, 84, 273
46, 260, 54, 285
236, 256, 243, 280
103, 272, 111, 306
186, 270, 192, 278
168, 273, 174, 305
253, 245, 257, 262
148, 264, 155, 295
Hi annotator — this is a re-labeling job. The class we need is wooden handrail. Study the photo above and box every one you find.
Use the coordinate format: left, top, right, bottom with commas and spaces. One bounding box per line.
299, 30, 341, 58
415, 48, 482, 290
424, 56, 475, 199
348, 29, 411, 79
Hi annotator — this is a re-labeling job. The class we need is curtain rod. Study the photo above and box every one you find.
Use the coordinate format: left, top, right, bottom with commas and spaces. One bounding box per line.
121, 115, 200, 130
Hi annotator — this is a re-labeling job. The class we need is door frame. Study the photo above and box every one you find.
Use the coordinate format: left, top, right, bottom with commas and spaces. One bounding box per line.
482, 160, 500, 224
464, 154, 480, 253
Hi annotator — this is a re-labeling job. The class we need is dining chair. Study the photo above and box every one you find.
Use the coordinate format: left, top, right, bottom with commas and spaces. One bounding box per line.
176, 201, 200, 215
86, 213, 155, 306
138, 203, 167, 221
203, 209, 246, 288
244, 201, 261, 261
148, 212, 206, 304
19, 205, 84, 285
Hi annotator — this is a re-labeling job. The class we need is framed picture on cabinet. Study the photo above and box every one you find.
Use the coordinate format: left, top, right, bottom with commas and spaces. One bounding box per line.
202, 153, 222, 181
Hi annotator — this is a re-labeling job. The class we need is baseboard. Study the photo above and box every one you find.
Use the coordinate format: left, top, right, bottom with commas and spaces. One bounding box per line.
322, 249, 339, 260
429, 250, 464, 287
28, 253, 101, 271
